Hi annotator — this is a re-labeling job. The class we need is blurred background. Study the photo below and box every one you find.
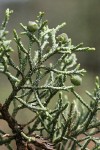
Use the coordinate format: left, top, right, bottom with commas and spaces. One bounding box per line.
0, 0, 100, 149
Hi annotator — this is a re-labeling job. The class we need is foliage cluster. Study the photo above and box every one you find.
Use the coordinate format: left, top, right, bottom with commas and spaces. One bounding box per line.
0, 9, 100, 150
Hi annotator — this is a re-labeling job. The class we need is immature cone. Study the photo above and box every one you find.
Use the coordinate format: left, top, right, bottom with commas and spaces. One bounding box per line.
57, 33, 68, 44
70, 75, 82, 86
27, 21, 38, 32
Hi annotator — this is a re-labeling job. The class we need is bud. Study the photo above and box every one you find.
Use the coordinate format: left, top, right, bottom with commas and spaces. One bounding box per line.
70, 75, 82, 86
27, 21, 38, 32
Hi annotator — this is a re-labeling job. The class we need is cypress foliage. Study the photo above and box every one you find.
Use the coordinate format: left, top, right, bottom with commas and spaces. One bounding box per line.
0, 9, 99, 150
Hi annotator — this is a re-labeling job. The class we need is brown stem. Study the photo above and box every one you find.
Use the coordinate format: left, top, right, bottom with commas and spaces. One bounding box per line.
0, 102, 27, 149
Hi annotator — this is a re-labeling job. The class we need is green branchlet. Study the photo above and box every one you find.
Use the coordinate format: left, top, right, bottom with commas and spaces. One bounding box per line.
0, 9, 99, 150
